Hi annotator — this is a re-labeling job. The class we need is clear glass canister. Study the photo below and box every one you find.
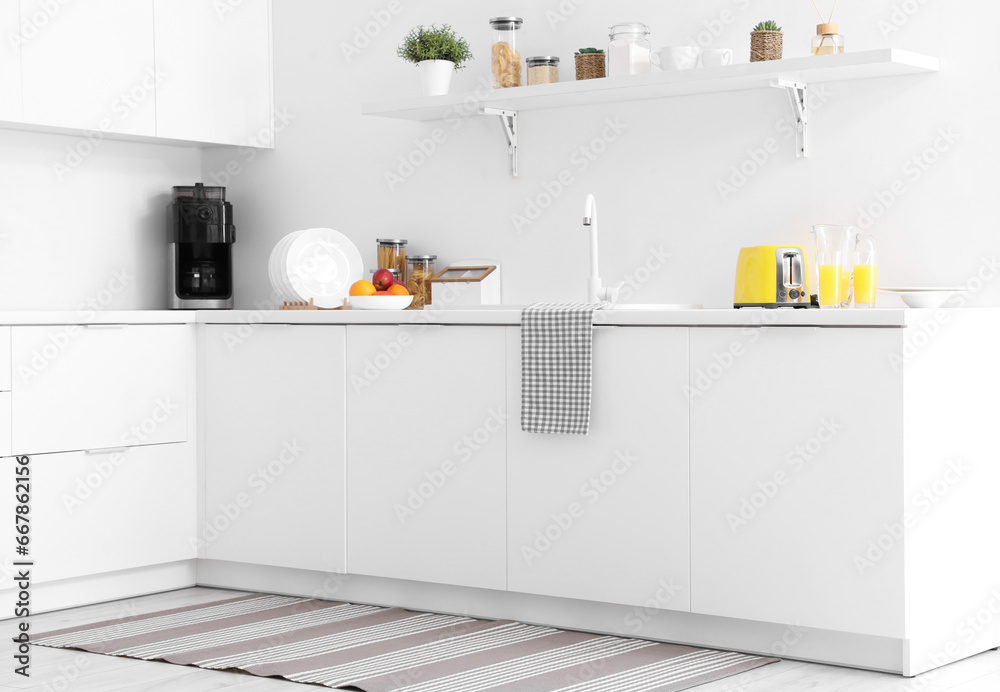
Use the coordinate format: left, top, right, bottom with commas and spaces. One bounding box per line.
406, 255, 437, 309
526, 56, 560, 85
376, 238, 407, 277
608, 23, 651, 77
490, 16, 523, 88
811, 23, 845, 55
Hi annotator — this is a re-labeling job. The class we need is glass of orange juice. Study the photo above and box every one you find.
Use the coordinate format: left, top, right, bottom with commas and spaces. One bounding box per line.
854, 235, 878, 308
817, 251, 843, 308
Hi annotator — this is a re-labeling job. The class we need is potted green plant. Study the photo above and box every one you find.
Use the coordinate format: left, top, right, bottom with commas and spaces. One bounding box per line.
750, 20, 783, 62
397, 24, 473, 97
574, 47, 605, 80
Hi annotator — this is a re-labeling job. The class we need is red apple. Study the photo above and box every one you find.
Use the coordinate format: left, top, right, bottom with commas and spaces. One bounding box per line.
372, 268, 395, 291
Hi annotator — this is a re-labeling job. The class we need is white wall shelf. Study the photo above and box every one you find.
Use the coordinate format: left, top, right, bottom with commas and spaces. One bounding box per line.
363, 49, 939, 176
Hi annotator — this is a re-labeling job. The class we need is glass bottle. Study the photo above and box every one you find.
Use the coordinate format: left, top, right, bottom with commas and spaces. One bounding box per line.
406, 255, 437, 309
376, 239, 407, 277
811, 23, 845, 55
489, 17, 523, 88
608, 23, 652, 77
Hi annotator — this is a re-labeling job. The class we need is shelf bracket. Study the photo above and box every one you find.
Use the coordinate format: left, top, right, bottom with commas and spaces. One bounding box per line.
481, 107, 518, 178
771, 79, 808, 158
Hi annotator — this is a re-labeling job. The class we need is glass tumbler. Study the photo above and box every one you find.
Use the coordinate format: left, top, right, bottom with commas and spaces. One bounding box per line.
853, 235, 878, 308
817, 251, 844, 308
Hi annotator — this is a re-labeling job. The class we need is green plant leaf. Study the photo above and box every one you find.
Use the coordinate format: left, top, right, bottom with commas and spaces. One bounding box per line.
752, 20, 782, 32
397, 24, 473, 69
575, 47, 604, 54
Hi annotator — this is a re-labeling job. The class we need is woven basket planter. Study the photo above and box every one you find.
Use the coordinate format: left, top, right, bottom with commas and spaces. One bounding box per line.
750, 30, 783, 62
575, 53, 606, 80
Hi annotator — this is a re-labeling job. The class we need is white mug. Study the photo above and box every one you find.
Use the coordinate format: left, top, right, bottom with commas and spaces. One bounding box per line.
701, 48, 734, 68
651, 46, 701, 71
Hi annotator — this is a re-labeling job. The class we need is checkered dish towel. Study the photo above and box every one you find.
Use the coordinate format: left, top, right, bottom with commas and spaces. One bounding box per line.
521, 303, 603, 435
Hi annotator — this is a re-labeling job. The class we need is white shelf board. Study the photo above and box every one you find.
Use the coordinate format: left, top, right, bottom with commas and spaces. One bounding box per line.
364, 49, 939, 122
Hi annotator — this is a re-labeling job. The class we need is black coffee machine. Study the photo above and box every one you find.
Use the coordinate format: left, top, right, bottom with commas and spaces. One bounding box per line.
167, 183, 235, 309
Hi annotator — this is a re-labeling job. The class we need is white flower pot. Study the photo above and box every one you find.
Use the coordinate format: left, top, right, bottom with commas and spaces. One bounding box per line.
417, 60, 454, 97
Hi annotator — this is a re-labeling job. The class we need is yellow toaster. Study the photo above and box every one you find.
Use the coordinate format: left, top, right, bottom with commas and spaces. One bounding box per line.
734, 246, 813, 308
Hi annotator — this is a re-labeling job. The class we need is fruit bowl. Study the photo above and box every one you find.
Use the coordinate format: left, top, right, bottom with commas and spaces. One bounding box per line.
350, 295, 414, 310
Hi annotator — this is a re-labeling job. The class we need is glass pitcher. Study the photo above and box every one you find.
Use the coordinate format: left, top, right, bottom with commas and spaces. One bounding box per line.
811, 225, 858, 308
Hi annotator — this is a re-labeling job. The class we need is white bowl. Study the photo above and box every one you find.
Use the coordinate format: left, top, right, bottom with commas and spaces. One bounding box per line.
896, 291, 958, 309
350, 295, 414, 310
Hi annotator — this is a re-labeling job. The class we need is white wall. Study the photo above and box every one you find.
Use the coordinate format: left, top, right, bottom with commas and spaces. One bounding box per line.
203, 0, 1000, 309
0, 128, 201, 310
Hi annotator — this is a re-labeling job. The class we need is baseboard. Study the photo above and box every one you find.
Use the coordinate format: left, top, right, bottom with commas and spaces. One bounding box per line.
196, 559, 905, 674
0, 560, 197, 619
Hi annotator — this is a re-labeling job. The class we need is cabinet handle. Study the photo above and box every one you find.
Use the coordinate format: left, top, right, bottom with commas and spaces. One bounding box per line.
84, 447, 128, 456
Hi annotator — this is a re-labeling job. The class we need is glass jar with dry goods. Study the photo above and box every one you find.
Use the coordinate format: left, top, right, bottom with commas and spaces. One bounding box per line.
608, 23, 652, 76
490, 16, 523, 88
376, 238, 407, 277
406, 255, 437, 309
526, 56, 560, 85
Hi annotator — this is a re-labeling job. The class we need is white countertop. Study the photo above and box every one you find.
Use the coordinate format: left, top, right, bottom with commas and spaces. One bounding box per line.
0, 307, 993, 327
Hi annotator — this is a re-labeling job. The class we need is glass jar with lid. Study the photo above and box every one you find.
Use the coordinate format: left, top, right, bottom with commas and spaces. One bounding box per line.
526, 56, 560, 85
608, 23, 652, 77
406, 255, 437, 309
376, 238, 407, 277
489, 17, 523, 88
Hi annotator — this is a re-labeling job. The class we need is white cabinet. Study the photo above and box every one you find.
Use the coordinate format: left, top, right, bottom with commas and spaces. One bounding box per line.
0, 2, 21, 122
10, 325, 188, 455
506, 327, 691, 611
0, 443, 196, 587
346, 325, 507, 591
689, 326, 905, 638
203, 324, 346, 574
19, 0, 157, 135
153, 0, 272, 146
0, 326, 9, 390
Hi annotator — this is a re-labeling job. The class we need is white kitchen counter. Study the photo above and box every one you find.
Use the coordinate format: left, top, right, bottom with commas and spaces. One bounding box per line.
1, 307, 993, 327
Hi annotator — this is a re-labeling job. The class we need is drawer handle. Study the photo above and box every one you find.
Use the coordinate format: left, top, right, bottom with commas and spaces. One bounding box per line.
84, 447, 128, 456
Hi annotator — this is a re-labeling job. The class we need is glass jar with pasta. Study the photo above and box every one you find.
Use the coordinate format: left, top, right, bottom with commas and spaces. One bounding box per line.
406, 255, 437, 309
489, 17, 523, 88
376, 238, 408, 277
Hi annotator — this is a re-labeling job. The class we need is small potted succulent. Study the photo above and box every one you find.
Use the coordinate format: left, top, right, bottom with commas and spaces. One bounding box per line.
574, 47, 605, 80
397, 24, 473, 97
750, 20, 783, 62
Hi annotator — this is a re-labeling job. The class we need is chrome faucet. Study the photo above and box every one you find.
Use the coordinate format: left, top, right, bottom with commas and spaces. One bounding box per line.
583, 194, 619, 305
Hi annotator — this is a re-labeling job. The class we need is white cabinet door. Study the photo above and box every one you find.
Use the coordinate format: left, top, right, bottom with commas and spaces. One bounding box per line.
0, 326, 10, 390
19, 0, 156, 135
0, 443, 196, 586
153, 0, 272, 145
0, 2, 21, 122
346, 325, 507, 591
689, 326, 905, 638
506, 327, 691, 612
203, 325, 346, 574
10, 325, 188, 455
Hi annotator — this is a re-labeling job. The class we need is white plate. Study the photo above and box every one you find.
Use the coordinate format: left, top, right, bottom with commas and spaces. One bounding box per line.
350, 295, 413, 310
285, 228, 364, 309
270, 231, 302, 302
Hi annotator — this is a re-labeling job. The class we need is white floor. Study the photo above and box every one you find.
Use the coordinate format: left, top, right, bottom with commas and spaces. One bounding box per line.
3, 588, 998, 691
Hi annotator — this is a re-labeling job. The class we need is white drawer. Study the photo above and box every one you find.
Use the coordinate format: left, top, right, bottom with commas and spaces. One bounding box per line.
0, 327, 10, 391
0, 443, 197, 586
10, 325, 188, 455
0, 392, 9, 457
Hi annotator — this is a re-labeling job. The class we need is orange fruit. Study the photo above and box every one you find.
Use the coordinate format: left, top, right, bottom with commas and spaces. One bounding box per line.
387, 284, 409, 296
350, 280, 376, 296
375, 290, 391, 295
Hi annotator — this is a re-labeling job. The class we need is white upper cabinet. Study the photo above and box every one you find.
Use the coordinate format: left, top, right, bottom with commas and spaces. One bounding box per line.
0, 1, 21, 122
19, 0, 157, 135
153, 0, 272, 146
506, 326, 691, 612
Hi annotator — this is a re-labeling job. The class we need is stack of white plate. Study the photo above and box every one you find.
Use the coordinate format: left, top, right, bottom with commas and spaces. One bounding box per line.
268, 228, 363, 308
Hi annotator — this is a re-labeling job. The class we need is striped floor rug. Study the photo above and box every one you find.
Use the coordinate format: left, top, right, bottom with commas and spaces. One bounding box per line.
33, 593, 778, 691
